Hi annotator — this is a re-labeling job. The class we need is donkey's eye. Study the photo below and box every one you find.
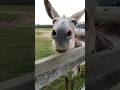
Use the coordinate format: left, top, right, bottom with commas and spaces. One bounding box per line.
72, 20, 77, 25
52, 19, 57, 24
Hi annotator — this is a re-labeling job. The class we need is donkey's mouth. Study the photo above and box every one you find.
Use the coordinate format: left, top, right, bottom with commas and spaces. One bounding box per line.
56, 49, 67, 53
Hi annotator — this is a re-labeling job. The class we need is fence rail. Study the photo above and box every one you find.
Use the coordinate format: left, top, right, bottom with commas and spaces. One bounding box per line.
0, 72, 34, 90
35, 47, 85, 90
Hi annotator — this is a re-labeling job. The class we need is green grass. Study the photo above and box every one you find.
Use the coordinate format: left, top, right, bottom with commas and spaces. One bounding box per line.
35, 28, 55, 60
0, 5, 34, 82
35, 37, 55, 60
0, 5, 43, 82
0, 27, 34, 82
42, 71, 85, 90
0, 13, 17, 21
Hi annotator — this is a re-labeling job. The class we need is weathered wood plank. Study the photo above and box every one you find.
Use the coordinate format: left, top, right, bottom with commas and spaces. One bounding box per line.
35, 47, 85, 90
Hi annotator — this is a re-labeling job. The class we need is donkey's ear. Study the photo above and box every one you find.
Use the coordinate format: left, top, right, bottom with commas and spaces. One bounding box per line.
71, 9, 85, 21
44, 0, 59, 19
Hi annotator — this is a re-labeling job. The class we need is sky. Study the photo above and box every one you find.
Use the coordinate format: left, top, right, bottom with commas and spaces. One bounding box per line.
35, 0, 85, 25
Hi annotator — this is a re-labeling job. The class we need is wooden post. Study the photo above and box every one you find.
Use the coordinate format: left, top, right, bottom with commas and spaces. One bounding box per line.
86, 0, 96, 55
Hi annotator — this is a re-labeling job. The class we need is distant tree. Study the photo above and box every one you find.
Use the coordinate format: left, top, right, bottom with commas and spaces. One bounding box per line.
35, 24, 53, 28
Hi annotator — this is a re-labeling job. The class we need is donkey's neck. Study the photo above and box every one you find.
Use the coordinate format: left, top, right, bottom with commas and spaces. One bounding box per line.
69, 38, 76, 49
69, 38, 85, 49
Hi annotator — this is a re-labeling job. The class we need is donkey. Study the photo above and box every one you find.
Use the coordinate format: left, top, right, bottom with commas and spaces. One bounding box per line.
44, 0, 85, 53
44, 0, 84, 89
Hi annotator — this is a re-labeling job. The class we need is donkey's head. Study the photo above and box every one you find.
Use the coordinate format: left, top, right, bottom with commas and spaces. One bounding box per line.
44, 0, 84, 53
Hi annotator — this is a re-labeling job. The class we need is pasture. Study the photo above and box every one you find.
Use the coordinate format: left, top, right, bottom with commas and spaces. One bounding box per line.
35, 28, 55, 60
0, 5, 34, 82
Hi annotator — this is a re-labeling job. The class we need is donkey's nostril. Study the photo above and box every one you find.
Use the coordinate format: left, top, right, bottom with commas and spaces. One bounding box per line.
52, 30, 56, 36
67, 30, 72, 37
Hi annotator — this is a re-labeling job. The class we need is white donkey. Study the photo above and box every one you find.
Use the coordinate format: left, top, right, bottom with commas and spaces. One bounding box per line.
44, 0, 85, 89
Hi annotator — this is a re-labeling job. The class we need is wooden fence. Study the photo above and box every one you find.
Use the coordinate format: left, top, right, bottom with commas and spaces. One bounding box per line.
0, 72, 34, 90
1, 46, 119, 90
0, 47, 85, 90
35, 47, 85, 90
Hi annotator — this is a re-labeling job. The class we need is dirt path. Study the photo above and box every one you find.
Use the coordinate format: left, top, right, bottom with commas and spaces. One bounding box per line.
35, 30, 51, 38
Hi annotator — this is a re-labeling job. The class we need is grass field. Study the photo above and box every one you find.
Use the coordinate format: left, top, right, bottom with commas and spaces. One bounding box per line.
0, 27, 34, 82
0, 13, 17, 21
0, 5, 34, 82
35, 28, 55, 60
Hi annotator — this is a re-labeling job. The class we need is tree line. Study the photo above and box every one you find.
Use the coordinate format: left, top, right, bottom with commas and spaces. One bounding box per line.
35, 24, 53, 28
